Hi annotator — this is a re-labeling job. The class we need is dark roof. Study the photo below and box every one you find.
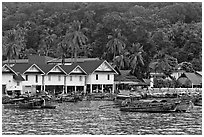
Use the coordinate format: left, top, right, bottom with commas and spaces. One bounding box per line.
3, 56, 54, 65
8, 59, 114, 75
3, 59, 28, 64
2, 64, 18, 75
28, 55, 54, 65
13, 73, 25, 81
60, 64, 79, 74
114, 70, 140, 82
73, 60, 104, 74
47, 57, 100, 63
37, 64, 56, 74
179, 73, 202, 85
11, 64, 32, 73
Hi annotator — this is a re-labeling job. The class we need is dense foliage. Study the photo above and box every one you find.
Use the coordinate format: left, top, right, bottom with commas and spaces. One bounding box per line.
2, 2, 202, 79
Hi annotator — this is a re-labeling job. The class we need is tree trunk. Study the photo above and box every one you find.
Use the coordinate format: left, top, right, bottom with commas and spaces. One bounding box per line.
74, 47, 77, 63
7, 57, 10, 66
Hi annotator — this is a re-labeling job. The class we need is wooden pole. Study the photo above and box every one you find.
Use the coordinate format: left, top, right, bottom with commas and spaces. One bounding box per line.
90, 84, 92, 94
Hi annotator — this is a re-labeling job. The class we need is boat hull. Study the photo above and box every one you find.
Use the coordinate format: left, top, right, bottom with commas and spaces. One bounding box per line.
120, 101, 178, 113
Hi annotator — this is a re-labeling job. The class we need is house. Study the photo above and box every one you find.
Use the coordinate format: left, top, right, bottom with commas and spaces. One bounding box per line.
75, 60, 118, 94
177, 72, 202, 88
2, 55, 118, 95
114, 70, 147, 90
60, 64, 87, 94
12, 63, 47, 95
2, 64, 25, 95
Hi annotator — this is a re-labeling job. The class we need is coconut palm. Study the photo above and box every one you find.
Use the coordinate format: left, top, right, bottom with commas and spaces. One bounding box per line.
106, 29, 126, 60
150, 51, 178, 78
3, 27, 26, 64
129, 43, 144, 74
64, 20, 88, 62
113, 50, 130, 70
39, 28, 57, 56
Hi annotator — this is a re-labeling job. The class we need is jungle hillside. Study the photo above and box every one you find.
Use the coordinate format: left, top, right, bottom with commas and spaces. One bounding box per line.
2, 2, 202, 79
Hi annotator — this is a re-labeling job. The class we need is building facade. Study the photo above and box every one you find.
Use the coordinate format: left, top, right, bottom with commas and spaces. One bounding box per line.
2, 57, 118, 95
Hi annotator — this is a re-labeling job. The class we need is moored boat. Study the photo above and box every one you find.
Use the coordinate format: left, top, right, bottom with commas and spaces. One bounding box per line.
120, 100, 179, 113
3, 97, 56, 109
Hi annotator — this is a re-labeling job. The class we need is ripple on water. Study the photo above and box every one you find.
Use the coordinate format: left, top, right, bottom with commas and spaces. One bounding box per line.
2, 101, 202, 135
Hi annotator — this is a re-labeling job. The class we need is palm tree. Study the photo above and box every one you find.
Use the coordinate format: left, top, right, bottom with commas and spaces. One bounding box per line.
150, 51, 178, 78
113, 50, 130, 70
3, 27, 26, 65
106, 29, 126, 60
39, 28, 57, 56
79, 43, 93, 57
64, 20, 88, 62
129, 43, 144, 74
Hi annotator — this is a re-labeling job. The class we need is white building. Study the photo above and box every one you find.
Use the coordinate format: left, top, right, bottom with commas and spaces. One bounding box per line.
2, 57, 118, 95
2, 64, 25, 95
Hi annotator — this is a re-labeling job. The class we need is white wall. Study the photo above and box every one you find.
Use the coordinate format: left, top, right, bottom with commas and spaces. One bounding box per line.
2, 73, 22, 91
44, 75, 65, 85
86, 73, 114, 85
22, 74, 43, 86
65, 75, 86, 86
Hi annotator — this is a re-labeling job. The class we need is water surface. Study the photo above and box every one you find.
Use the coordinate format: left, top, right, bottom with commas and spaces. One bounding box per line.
2, 101, 202, 135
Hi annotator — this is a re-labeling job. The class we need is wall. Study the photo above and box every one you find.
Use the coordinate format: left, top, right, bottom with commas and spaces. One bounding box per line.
86, 73, 114, 85
65, 75, 86, 86
22, 74, 43, 86
44, 75, 65, 85
2, 73, 22, 91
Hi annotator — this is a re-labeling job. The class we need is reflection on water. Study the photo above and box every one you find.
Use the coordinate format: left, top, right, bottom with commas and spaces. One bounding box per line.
2, 101, 202, 135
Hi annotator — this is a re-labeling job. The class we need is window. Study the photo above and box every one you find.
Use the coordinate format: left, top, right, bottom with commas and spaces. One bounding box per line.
96, 74, 98, 80
17, 82, 20, 86
107, 74, 110, 80
25, 75, 28, 81
58, 75, 61, 81
70, 76, 72, 81
79, 76, 82, 81
36, 75, 38, 83
48, 75, 51, 81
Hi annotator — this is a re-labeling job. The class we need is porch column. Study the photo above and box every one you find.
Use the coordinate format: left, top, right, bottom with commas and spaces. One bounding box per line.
112, 83, 115, 94
90, 84, 92, 94
64, 76, 67, 94
96, 84, 98, 93
102, 84, 104, 93
74, 86, 76, 94
84, 85, 86, 94
43, 75, 45, 91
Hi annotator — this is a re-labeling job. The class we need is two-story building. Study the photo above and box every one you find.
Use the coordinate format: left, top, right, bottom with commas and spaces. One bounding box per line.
2, 64, 25, 95
75, 60, 118, 94
2, 55, 118, 95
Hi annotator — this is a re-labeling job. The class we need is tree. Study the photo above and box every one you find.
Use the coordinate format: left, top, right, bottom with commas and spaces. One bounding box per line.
178, 62, 195, 72
38, 28, 57, 56
2, 26, 27, 64
113, 50, 129, 70
64, 20, 88, 62
129, 43, 144, 75
150, 51, 178, 77
106, 28, 126, 60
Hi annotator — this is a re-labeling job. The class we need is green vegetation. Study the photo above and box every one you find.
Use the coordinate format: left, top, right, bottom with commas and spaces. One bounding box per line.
2, 2, 202, 79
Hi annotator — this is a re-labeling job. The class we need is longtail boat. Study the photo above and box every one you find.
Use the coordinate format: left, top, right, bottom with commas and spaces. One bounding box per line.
120, 100, 179, 113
